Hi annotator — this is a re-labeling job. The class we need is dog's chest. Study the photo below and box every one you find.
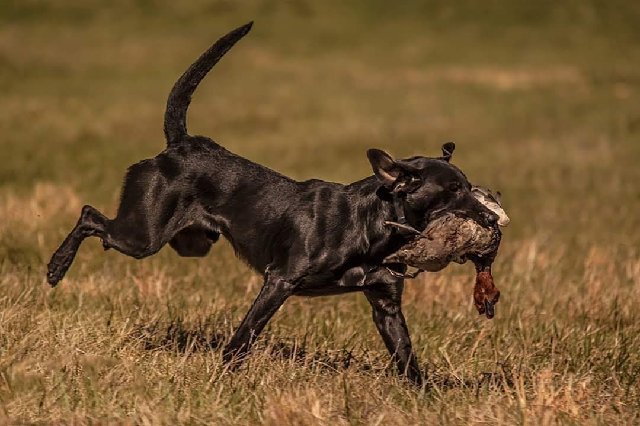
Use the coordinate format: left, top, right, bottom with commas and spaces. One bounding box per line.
292, 265, 397, 297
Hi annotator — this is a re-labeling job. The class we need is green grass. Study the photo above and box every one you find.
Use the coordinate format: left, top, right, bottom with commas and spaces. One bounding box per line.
1, 1, 640, 424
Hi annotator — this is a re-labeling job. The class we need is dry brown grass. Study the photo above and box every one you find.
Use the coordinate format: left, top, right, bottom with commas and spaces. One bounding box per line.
1, 1, 640, 424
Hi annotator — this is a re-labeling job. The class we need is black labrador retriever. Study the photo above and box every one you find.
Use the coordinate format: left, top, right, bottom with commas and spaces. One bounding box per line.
47, 22, 498, 386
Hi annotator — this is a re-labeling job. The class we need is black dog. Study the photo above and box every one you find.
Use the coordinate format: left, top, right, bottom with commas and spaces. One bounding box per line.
47, 22, 498, 386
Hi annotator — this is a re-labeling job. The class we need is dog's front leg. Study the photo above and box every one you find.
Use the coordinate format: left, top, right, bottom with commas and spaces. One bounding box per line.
364, 283, 423, 387
222, 271, 296, 366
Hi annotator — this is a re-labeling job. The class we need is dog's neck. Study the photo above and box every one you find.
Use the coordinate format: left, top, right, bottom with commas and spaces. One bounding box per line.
353, 178, 416, 260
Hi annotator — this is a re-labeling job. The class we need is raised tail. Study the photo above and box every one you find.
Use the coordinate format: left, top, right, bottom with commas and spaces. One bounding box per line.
164, 21, 253, 145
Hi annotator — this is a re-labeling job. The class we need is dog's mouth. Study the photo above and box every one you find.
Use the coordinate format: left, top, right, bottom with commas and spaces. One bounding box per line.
426, 208, 498, 230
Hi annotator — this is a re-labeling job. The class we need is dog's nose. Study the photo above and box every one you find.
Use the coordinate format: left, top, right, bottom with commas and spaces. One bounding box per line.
483, 211, 498, 225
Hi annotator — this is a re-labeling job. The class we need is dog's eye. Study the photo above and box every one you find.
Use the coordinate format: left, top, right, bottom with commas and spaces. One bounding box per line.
448, 182, 461, 192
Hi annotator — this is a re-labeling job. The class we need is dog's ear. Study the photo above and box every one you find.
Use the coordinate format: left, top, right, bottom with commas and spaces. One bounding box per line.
440, 142, 455, 162
367, 149, 419, 188
367, 149, 399, 186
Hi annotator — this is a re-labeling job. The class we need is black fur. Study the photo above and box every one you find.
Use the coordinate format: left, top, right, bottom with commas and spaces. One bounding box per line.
47, 22, 498, 387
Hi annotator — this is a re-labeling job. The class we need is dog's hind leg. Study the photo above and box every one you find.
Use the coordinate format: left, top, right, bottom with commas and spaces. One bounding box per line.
46, 203, 168, 286
364, 282, 424, 386
47, 160, 185, 286
222, 271, 297, 366
47, 205, 109, 286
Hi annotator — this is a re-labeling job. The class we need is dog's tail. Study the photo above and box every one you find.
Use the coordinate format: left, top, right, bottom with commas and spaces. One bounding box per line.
164, 21, 253, 146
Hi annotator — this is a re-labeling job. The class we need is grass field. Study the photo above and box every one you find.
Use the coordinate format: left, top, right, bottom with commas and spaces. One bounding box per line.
1, 1, 640, 424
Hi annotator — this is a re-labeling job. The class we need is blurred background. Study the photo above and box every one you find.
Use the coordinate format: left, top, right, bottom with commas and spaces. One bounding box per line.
1, 1, 639, 423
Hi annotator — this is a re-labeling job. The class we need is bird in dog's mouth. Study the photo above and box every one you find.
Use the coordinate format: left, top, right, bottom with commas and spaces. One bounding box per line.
384, 185, 509, 319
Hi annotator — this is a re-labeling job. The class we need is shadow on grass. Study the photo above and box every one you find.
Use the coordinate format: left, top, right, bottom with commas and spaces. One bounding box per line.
427, 362, 517, 394
131, 317, 517, 391
265, 340, 382, 374
132, 317, 227, 352
131, 316, 385, 374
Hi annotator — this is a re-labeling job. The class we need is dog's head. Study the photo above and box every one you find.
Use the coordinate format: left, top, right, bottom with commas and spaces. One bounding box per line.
367, 142, 499, 230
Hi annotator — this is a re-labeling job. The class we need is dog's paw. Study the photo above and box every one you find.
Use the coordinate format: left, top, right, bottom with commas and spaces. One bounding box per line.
46, 252, 74, 287
47, 263, 66, 287
222, 345, 249, 370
